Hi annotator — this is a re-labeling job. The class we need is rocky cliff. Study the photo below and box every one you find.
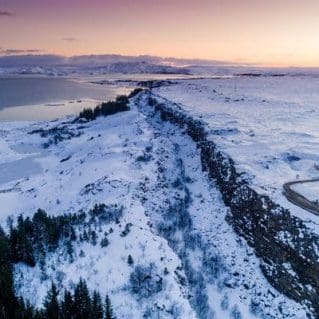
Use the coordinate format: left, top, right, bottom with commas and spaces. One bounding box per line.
146, 92, 319, 316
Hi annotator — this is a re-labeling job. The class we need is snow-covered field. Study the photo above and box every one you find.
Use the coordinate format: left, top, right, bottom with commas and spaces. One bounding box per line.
291, 181, 319, 203
154, 75, 319, 222
0, 89, 310, 318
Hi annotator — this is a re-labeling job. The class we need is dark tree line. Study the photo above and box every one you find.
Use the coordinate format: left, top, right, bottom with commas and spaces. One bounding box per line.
78, 88, 143, 121
7, 204, 122, 268
0, 274, 116, 319
0, 208, 119, 319
79, 95, 130, 121
40, 279, 116, 319
9, 209, 85, 267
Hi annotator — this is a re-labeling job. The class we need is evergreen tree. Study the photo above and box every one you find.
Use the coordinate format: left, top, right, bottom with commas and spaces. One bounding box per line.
61, 289, 74, 319
83, 230, 89, 242
34, 309, 46, 319
70, 227, 77, 241
38, 242, 47, 280
90, 230, 97, 246
105, 294, 115, 319
24, 300, 36, 318
9, 216, 35, 266
73, 278, 92, 319
65, 240, 74, 262
91, 290, 103, 319
127, 254, 134, 266
43, 282, 60, 319
0, 226, 18, 318
100, 237, 109, 248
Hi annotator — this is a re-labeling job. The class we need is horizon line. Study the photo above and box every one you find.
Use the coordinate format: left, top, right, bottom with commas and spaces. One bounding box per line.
1, 53, 319, 69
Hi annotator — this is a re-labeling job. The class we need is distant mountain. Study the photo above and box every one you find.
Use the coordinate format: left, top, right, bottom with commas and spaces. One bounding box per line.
0, 54, 196, 75
84, 61, 190, 74
0, 53, 231, 67
2, 54, 319, 77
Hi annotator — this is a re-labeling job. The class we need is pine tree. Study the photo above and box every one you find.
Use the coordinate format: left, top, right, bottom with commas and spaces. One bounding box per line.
73, 278, 91, 319
9, 217, 35, 266
83, 230, 89, 242
0, 227, 18, 318
91, 291, 103, 319
61, 289, 74, 319
24, 299, 36, 318
65, 240, 74, 262
90, 230, 97, 246
38, 242, 47, 280
43, 282, 60, 319
105, 294, 115, 319
127, 254, 134, 266
34, 309, 45, 319
100, 237, 109, 248
70, 227, 77, 241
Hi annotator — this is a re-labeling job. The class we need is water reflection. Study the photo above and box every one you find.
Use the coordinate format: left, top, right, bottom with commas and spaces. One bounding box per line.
0, 76, 132, 121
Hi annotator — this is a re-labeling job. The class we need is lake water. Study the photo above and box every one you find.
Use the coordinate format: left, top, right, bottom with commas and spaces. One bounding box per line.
0, 76, 132, 121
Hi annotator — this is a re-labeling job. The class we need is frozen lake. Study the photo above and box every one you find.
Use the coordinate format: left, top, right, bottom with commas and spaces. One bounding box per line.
0, 76, 132, 121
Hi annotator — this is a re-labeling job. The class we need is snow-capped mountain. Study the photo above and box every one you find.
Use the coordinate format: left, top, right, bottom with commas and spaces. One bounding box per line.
0, 55, 191, 76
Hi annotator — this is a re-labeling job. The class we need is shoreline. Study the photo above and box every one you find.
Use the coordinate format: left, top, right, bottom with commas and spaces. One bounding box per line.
0, 98, 100, 122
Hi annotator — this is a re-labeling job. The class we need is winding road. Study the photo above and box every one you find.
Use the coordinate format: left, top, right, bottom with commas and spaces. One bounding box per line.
283, 178, 319, 215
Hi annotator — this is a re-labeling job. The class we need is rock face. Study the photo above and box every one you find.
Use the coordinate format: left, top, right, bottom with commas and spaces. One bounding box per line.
147, 92, 319, 316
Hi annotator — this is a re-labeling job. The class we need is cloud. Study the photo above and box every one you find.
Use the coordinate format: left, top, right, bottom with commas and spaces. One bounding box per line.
0, 10, 14, 17
0, 48, 43, 55
62, 37, 78, 42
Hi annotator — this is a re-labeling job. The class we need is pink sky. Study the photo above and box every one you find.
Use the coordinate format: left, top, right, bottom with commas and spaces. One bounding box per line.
1, 0, 319, 66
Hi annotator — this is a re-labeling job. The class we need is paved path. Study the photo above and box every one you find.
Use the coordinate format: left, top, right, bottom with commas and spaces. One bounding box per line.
283, 178, 319, 215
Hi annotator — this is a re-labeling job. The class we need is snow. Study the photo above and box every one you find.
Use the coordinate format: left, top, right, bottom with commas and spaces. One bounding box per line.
292, 182, 319, 203
0, 103, 196, 318
153, 76, 319, 223
137, 93, 309, 318
0, 78, 314, 318
0, 136, 29, 164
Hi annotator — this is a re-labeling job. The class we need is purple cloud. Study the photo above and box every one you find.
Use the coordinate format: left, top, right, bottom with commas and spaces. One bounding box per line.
0, 10, 14, 17
62, 37, 78, 42
0, 48, 42, 55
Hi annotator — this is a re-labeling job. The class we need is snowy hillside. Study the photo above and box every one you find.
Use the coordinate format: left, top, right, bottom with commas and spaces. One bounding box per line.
0, 83, 317, 318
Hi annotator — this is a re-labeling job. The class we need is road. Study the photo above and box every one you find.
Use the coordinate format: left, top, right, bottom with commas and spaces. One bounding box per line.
283, 178, 319, 215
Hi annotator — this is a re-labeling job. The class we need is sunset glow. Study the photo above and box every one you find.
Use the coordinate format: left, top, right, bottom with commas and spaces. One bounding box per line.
1, 0, 319, 66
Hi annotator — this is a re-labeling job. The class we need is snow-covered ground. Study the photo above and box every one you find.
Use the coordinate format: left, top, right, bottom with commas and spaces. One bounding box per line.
0, 91, 311, 318
0, 103, 197, 318
153, 76, 319, 223
292, 182, 319, 203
